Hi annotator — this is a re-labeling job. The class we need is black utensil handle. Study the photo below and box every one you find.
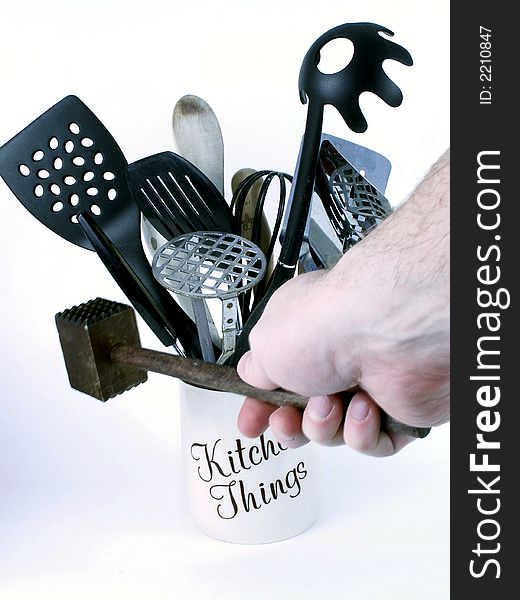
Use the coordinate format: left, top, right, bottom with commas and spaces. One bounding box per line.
278, 102, 324, 268
114, 344, 430, 439
230, 102, 324, 366
78, 212, 213, 359
77, 212, 179, 348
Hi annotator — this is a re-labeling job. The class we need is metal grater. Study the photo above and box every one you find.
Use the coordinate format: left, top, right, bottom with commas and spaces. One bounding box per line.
316, 140, 393, 252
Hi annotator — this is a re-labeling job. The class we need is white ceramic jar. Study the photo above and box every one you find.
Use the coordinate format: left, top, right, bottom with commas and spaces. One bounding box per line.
179, 381, 318, 544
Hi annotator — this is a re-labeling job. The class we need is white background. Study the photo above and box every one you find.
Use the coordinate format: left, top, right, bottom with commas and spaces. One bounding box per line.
0, 1, 450, 598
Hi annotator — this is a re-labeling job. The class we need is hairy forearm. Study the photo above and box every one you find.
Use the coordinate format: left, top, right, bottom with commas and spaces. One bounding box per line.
390, 149, 450, 291
333, 149, 450, 292
324, 149, 451, 425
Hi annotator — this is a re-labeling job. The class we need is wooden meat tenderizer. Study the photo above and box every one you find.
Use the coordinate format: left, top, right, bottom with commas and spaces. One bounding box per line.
55, 298, 430, 439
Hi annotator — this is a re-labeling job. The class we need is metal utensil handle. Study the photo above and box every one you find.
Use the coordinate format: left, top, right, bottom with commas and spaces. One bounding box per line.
191, 297, 216, 363
218, 297, 239, 364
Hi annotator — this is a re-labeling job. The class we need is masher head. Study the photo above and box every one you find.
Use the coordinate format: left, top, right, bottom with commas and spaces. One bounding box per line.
152, 232, 266, 300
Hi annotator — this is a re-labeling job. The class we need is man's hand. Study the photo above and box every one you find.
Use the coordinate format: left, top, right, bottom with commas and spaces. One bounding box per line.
236, 151, 450, 457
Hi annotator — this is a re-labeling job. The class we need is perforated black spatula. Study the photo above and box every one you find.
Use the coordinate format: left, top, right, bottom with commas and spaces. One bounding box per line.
0, 95, 202, 356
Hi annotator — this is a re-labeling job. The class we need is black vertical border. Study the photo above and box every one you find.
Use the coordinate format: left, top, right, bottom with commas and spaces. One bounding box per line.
451, 3, 516, 596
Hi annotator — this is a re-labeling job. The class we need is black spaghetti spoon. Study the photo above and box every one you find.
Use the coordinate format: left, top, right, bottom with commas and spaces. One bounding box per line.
230, 22, 413, 367
0, 95, 202, 356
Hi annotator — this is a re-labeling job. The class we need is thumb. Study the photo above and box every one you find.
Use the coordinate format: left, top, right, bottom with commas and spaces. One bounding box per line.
237, 350, 278, 390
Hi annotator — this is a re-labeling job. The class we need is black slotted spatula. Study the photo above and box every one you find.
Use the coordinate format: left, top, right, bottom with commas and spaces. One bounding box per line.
127, 151, 234, 241
0, 95, 202, 356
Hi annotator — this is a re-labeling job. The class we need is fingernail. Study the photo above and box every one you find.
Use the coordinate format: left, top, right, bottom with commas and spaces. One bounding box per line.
350, 397, 370, 421
308, 395, 333, 420
269, 421, 295, 444
276, 432, 296, 444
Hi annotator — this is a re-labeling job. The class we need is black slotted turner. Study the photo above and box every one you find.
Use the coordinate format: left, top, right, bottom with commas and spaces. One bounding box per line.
0, 95, 202, 356
127, 151, 234, 240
